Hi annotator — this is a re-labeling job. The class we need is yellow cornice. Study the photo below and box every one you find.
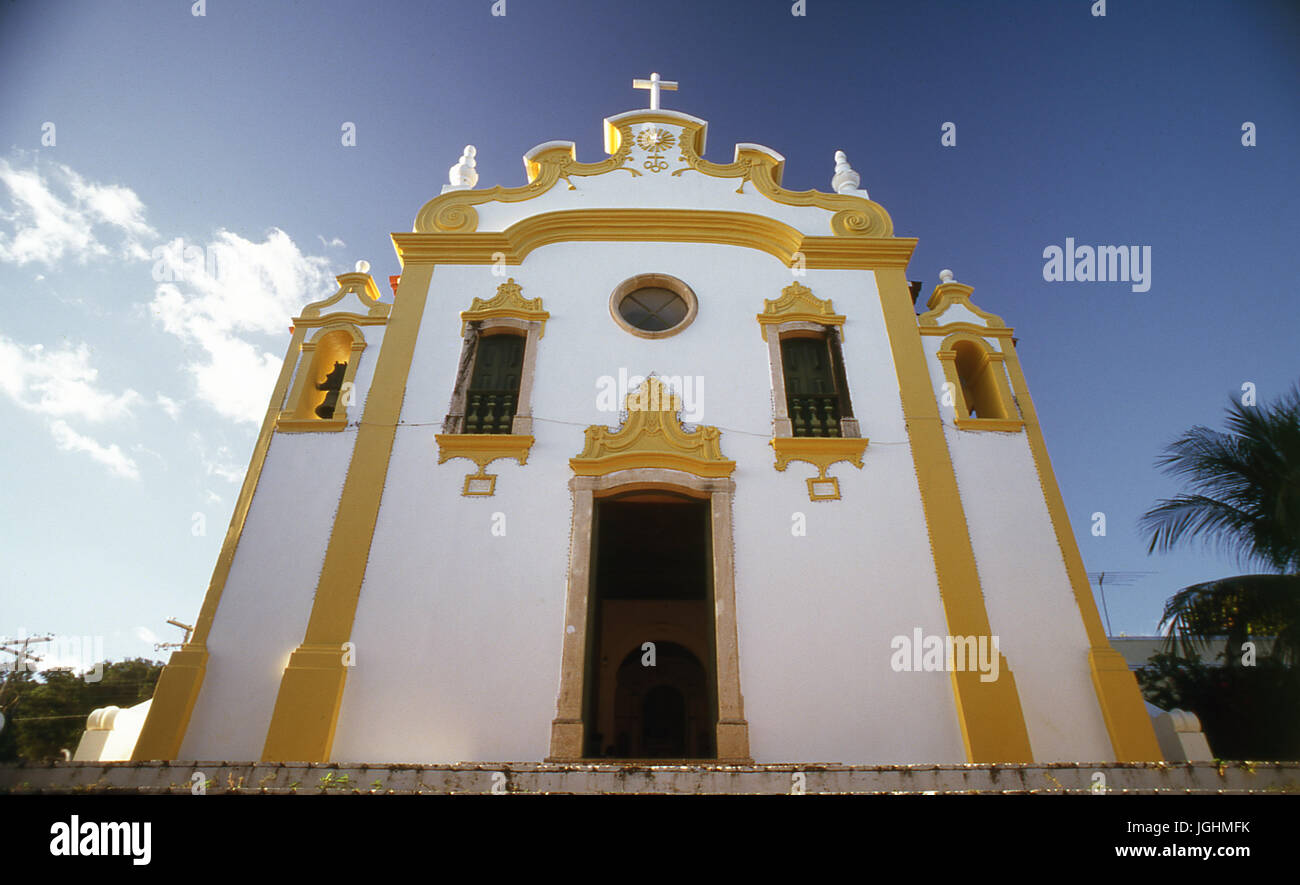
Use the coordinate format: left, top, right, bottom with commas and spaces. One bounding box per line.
412, 115, 894, 239
756, 282, 846, 340
571, 378, 735, 478
394, 210, 917, 269
953, 417, 1025, 433
459, 277, 549, 337
301, 272, 390, 321
293, 312, 389, 328
919, 322, 1014, 338
277, 418, 349, 433
918, 281, 1006, 329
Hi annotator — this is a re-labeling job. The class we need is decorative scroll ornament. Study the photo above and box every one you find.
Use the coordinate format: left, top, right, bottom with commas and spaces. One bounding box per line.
297, 262, 391, 326
435, 434, 535, 497
755, 281, 847, 339
917, 269, 1008, 332
571, 377, 735, 477
771, 437, 869, 502
413, 112, 893, 238
635, 125, 677, 173
460, 278, 549, 336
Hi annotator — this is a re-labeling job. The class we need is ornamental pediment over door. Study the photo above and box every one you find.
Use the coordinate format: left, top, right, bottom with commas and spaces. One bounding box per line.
571, 377, 735, 478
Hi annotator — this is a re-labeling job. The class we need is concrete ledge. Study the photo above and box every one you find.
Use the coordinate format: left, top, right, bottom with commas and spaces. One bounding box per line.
2, 760, 1297, 794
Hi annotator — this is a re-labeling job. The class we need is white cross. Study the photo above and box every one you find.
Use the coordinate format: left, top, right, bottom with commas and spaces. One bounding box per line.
633, 72, 678, 110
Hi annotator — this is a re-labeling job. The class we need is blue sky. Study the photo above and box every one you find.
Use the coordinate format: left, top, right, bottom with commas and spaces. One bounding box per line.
1, 0, 1296, 670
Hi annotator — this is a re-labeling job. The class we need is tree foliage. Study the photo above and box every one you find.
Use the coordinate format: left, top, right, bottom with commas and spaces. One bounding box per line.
1141, 385, 1300, 663
0, 658, 163, 762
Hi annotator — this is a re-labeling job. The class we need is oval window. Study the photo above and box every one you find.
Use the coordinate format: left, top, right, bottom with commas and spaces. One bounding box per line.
609, 274, 698, 339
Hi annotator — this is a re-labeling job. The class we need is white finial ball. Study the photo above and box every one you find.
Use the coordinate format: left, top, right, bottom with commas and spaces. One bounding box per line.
355, 260, 370, 274
939, 269, 954, 283
449, 145, 480, 188
831, 150, 861, 194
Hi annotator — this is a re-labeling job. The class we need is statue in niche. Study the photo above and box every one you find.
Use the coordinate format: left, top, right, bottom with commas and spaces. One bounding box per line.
314, 361, 347, 419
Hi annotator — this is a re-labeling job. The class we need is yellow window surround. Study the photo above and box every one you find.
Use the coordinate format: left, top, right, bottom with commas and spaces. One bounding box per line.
275, 268, 390, 433
277, 324, 367, 432
436, 279, 546, 495
756, 282, 865, 499
935, 332, 1024, 432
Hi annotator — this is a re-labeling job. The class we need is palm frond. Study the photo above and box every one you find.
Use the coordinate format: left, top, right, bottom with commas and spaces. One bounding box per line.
1158, 574, 1300, 666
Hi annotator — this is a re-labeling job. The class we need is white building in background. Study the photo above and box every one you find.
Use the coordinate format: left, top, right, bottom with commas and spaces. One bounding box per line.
129, 82, 1160, 766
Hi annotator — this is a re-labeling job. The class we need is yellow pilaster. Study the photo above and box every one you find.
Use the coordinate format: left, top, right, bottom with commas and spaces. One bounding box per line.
132, 325, 310, 760
1000, 346, 1161, 761
875, 267, 1034, 762
261, 263, 436, 762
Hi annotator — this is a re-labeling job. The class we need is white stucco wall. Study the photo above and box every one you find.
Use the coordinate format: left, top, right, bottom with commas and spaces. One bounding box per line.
918, 320, 1114, 761
330, 245, 966, 764
943, 426, 1114, 761
180, 326, 386, 761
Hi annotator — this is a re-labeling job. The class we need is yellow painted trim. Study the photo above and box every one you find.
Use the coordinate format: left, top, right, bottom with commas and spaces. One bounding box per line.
261, 264, 438, 763
919, 322, 1014, 339
132, 323, 310, 760
276, 418, 349, 433
278, 324, 367, 432
918, 280, 1007, 329
756, 282, 846, 341
461, 473, 497, 496
293, 313, 389, 329
806, 476, 841, 501
395, 211, 917, 270
571, 378, 735, 479
435, 433, 534, 497
935, 331, 1020, 427
1000, 343, 1162, 761
874, 266, 1034, 762
609, 273, 699, 339
770, 437, 869, 501
953, 417, 1025, 433
459, 277, 549, 338
415, 112, 893, 239
300, 271, 390, 320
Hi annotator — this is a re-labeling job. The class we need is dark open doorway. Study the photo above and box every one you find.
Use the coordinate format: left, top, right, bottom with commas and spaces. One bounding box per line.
582, 493, 718, 759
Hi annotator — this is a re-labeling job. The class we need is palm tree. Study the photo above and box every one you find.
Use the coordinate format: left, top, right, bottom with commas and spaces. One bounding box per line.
1140, 384, 1300, 666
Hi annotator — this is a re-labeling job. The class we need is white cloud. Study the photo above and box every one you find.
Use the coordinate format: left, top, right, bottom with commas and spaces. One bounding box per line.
155, 394, 181, 419
135, 626, 160, 644
317, 235, 346, 249
49, 419, 140, 480
0, 156, 156, 265
0, 334, 142, 421
202, 444, 245, 484
149, 228, 335, 424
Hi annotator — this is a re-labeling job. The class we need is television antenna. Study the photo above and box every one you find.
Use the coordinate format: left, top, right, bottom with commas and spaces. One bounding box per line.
1086, 571, 1156, 636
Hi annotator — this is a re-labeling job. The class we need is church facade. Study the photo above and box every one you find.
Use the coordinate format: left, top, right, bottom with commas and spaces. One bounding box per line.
133, 87, 1159, 766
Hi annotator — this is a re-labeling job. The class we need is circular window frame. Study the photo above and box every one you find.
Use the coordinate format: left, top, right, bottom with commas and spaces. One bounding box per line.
609, 273, 699, 339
